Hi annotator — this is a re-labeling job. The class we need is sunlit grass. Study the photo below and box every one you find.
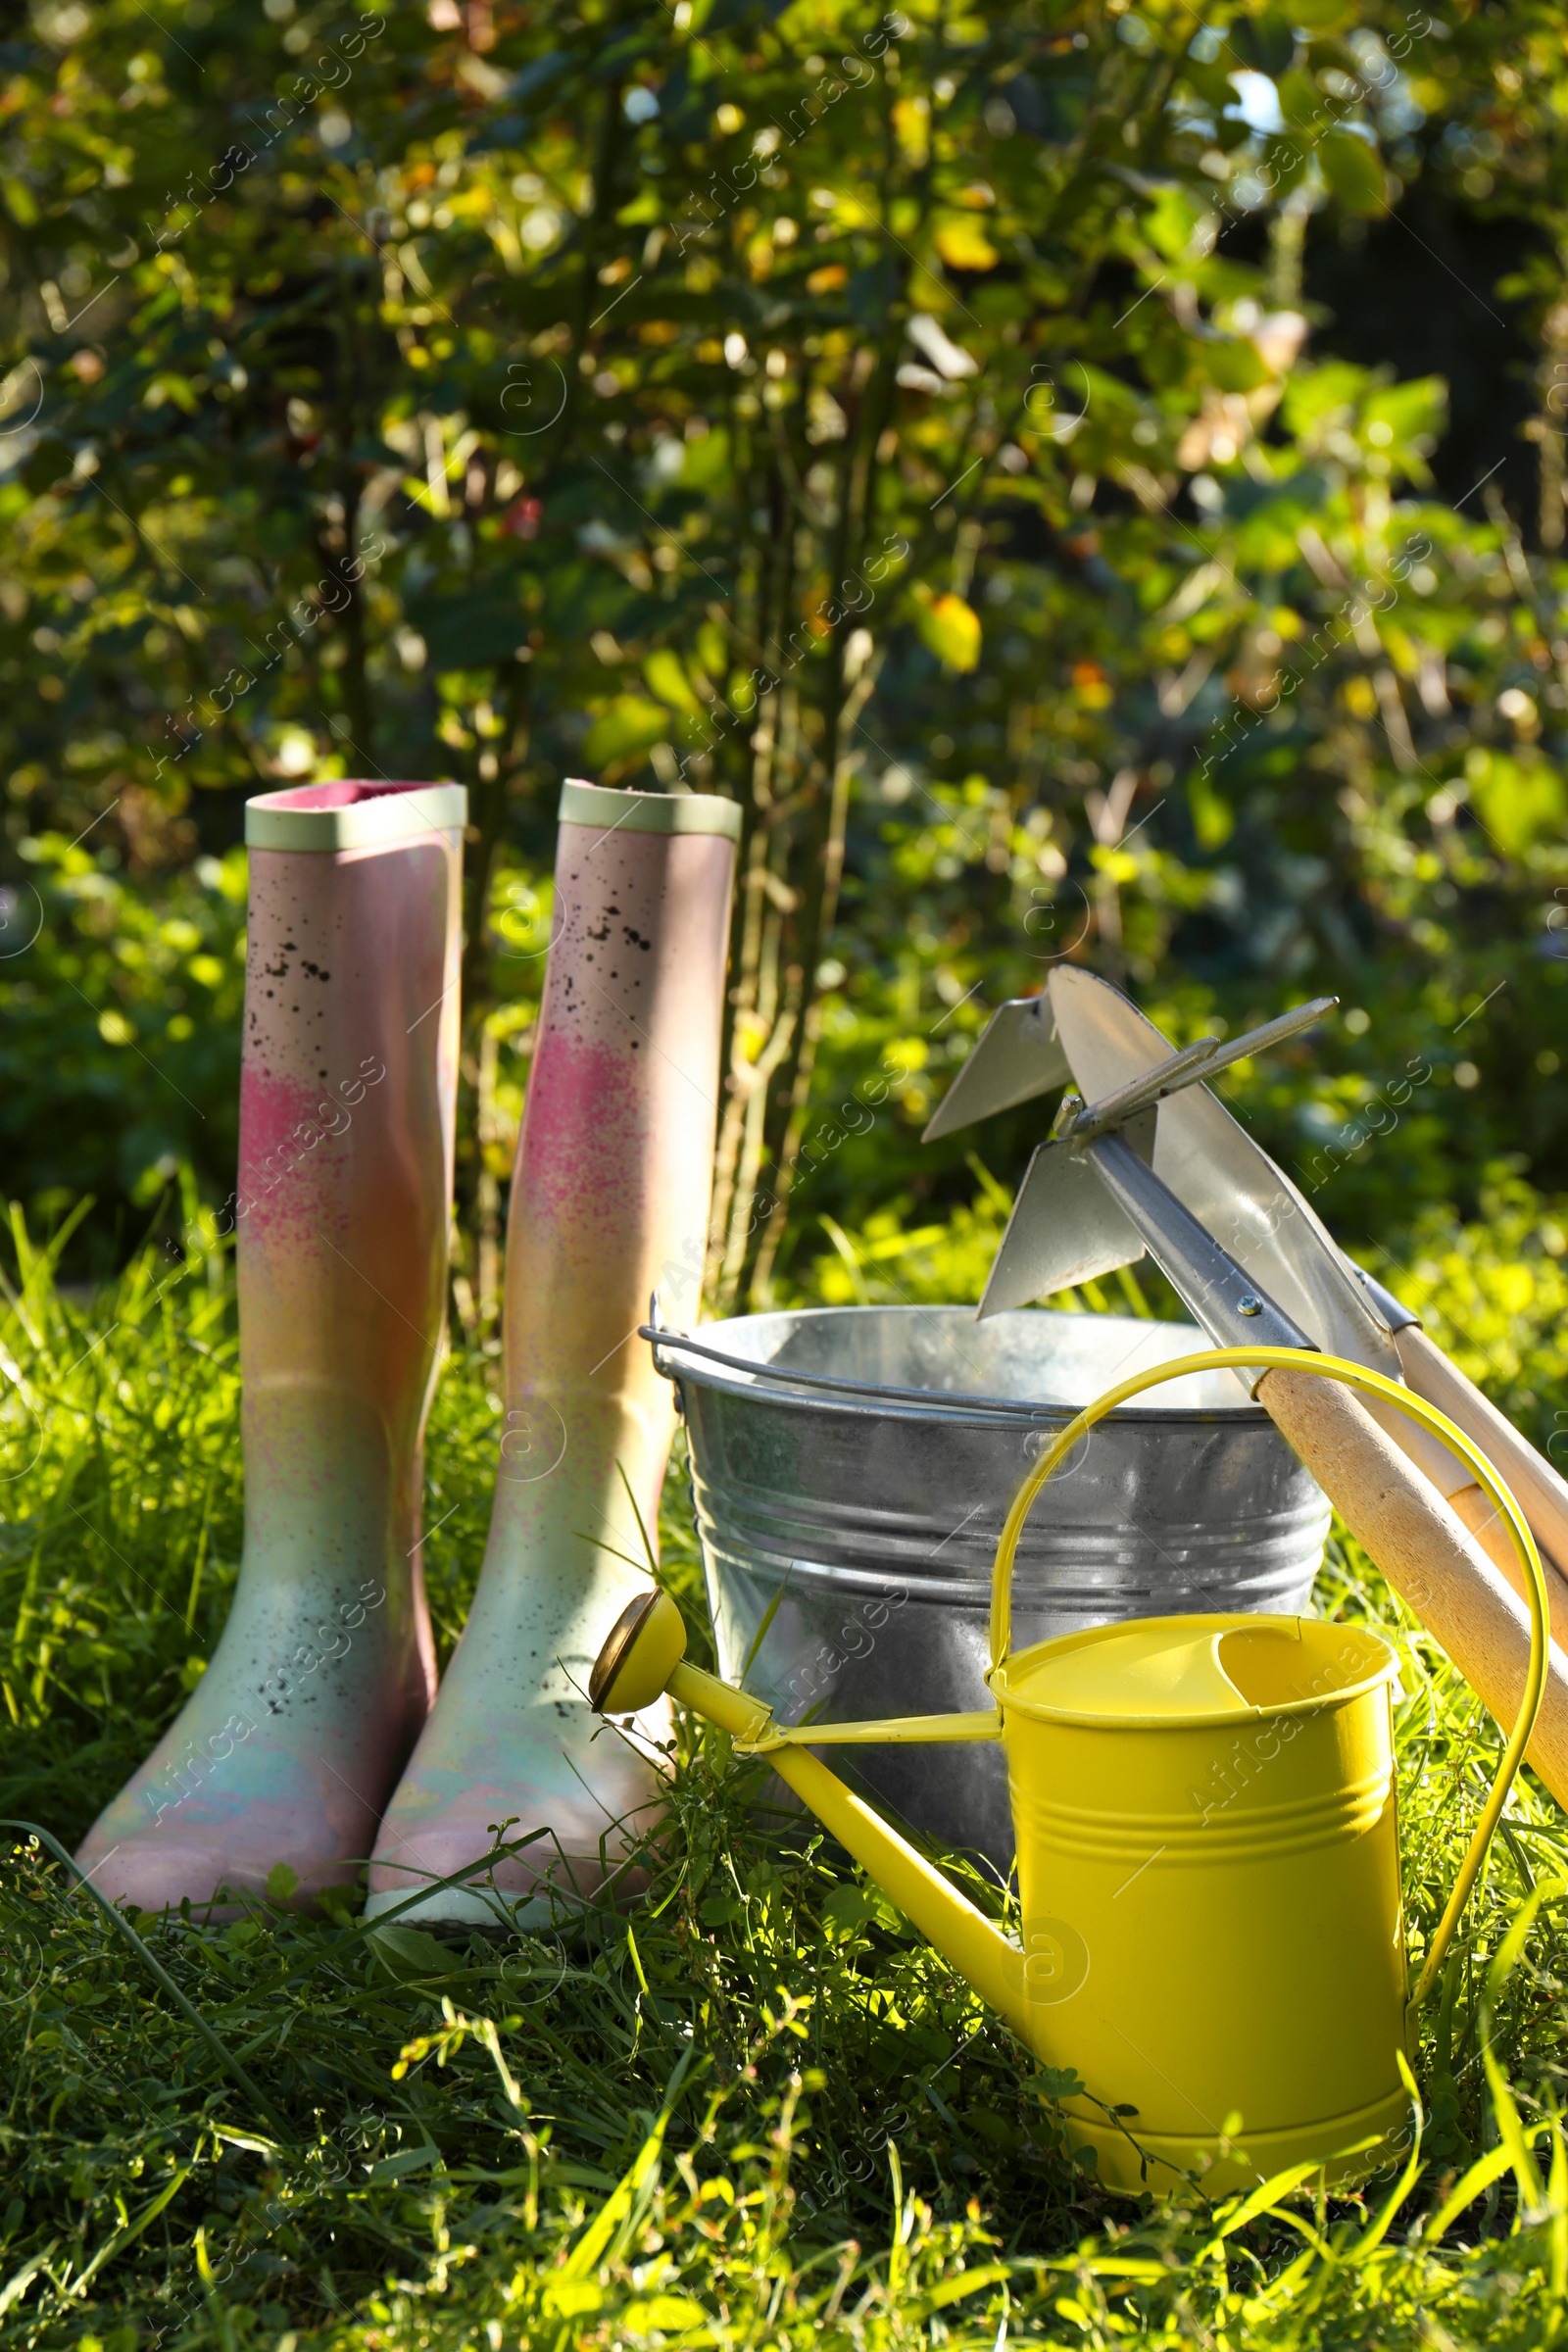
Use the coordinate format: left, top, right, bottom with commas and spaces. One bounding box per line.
5, 1206, 1568, 2350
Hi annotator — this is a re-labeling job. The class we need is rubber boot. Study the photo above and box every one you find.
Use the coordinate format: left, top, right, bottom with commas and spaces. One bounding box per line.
76, 780, 466, 1915
366, 781, 740, 1926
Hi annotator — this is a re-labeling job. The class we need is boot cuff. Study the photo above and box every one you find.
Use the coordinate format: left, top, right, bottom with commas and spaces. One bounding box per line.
559, 779, 743, 840
247, 779, 467, 851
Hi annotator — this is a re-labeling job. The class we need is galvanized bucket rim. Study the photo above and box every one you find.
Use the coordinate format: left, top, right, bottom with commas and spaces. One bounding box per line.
643, 1306, 1273, 1427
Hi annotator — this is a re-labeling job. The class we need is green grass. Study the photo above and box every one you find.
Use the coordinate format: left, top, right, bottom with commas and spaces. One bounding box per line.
7, 1200, 1568, 2350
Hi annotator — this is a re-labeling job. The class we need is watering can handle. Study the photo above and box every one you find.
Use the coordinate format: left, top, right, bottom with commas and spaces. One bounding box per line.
989, 1346, 1550, 2015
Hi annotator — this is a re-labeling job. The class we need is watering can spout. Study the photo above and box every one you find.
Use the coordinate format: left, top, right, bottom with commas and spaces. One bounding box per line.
590, 1591, 1031, 2039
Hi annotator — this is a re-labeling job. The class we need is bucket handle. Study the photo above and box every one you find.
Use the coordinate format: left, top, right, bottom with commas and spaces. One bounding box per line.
636, 1321, 1258, 1424
640, 1320, 1016, 1410
988, 1345, 1550, 2016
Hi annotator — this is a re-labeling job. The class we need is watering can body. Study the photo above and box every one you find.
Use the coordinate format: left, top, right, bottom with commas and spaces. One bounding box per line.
594, 1589, 1409, 2197
994, 1614, 1406, 2191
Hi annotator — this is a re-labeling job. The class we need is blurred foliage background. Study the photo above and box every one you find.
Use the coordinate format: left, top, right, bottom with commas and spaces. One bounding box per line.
3, 0, 1568, 1314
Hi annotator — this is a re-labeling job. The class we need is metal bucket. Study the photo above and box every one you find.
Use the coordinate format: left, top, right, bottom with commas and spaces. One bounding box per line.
651, 1306, 1330, 1872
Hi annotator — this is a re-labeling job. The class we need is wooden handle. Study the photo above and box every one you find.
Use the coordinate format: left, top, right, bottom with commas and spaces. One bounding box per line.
1419, 1448, 1542, 1580
1393, 1323, 1568, 1587
1257, 1363, 1568, 1810
1354, 1386, 1521, 1584
1352, 1378, 1548, 1597
1446, 1478, 1568, 1639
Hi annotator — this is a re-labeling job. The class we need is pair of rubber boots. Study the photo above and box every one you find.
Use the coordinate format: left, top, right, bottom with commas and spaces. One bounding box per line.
76, 777, 740, 1926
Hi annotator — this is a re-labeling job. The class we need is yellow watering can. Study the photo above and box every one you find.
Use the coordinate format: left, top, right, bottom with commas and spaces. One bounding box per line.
591, 1348, 1549, 2196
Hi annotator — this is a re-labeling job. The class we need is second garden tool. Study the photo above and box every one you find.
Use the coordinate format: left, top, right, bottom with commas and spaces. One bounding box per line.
927, 986, 1568, 1810
1045, 968, 1568, 1611
591, 1349, 1548, 2196
934, 968, 1568, 1614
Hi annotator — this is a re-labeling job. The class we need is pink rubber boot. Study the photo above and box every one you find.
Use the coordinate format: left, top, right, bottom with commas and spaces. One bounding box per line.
76, 781, 466, 1915
366, 781, 740, 1925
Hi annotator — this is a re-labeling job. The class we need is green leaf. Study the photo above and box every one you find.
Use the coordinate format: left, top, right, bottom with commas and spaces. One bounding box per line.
1229, 15, 1294, 74
365, 2144, 444, 2182
1206, 338, 1270, 395
933, 215, 1000, 272
1, 177, 39, 227
1188, 766, 1234, 850
913, 592, 981, 673
679, 428, 732, 492
1363, 376, 1446, 461
915, 2264, 1010, 2315
540, 2280, 603, 2317
366, 1923, 466, 1981
0, 2244, 59, 2321
1030, 2064, 1087, 2099
265, 1861, 298, 1902
1466, 749, 1566, 858
1282, 358, 1371, 435
70, 2168, 191, 2298
560, 2051, 692, 2281
621, 2295, 710, 2331
1277, 69, 1328, 133
822, 1884, 877, 1940
1422, 2137, 1531, 2241
644, 648, 704, 714
1319, 128, 1386, 216
695, 619, 729, 681
583, 695, 672, 768
1143, 186, 1210, 263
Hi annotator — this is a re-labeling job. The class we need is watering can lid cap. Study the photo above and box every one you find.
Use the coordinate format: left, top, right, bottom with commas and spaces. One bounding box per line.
994, 1614, 1396, 1726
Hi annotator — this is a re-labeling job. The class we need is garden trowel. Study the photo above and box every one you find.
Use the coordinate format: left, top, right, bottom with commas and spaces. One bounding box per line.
923, 973, 1568, 1809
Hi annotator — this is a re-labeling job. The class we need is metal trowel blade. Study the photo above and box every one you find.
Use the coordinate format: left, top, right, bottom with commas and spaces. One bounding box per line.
977, 1139, 1147, 1318
1046, 965, 1401, 1380
922, 994, 1072, 1142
